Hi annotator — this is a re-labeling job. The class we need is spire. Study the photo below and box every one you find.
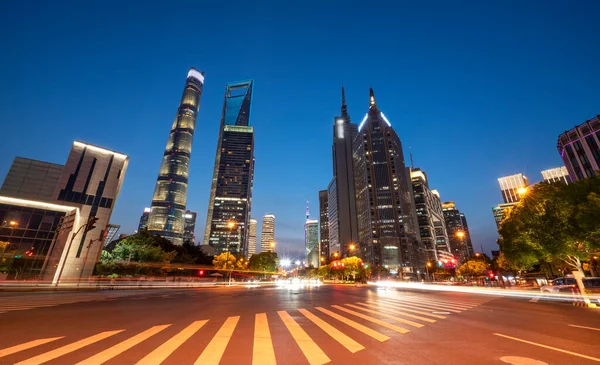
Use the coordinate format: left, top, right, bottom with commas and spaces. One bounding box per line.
341, 86, 348, 117
369, 88, 377, 108
306, 199, 310, 220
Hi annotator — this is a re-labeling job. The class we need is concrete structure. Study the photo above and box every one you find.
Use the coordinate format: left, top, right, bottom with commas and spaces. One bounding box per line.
329, 87, 359, 258
204, 81, 255, 256
541, 166, 571, 184
260, 214, 275, 253
305, 219, 319, 268
353, 89, 423, 275
148, 68, 204, 245
183, 210, 197, 244
557, 115, 600, 181
248, 218, 257, 256
0, 157, 64, 202
318, 190, 329, 262
138, 207, 151, 231
498, 173, 529, 204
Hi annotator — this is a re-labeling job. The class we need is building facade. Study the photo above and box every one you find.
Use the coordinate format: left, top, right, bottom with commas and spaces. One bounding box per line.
353, 89, 423, 275
442, 202, 471, 263
260, 214, 275, 253
248, 218, 257, 256
0, 157, 64, 203
327, 178, 339, 258
305, 219, 319, 268
103, 224, 120, 247
138, 207, 151, 231
318, 190, 329, 262
147, 68, 204, 245
557, 115, 600, 181
492, 202, 516, 229
329, 87, 359, 258
541, 166, 571, 184
204, 81, 255, 256
498, 173, 529, 204
183, 210, 197, 244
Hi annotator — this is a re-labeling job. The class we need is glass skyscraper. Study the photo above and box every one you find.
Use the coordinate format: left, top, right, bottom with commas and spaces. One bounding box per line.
147, 68, 205, 245
204, 81, 255, 255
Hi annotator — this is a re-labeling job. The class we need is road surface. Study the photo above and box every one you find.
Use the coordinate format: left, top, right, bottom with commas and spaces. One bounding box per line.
1, 284, 599, 364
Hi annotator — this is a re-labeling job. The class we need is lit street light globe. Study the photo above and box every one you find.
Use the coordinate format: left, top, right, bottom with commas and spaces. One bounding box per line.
517, 187, 528, 196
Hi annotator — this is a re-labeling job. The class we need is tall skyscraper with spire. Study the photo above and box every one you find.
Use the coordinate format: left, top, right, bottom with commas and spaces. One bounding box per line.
204, 80, 255, 255
147, 68, 204, 245
353, 89, 423, 274
328, 87, 359, 258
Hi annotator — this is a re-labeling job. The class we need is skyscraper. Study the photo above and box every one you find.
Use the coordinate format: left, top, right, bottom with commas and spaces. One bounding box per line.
248, 218, 257, 256
138, 207, 151, 231
557, 115, 600, 181
305, 219, 319, 268
353, 89, 423, 275
183, 210, 197, 244
204, 80, 255, 256
260, 214, 275, 253
329, 87, 359, 258
541, 166, 571, 184
147, 68, 204, 245
442, 202, 471, 263
498, 173, 529, 204
318, 190, 329, 261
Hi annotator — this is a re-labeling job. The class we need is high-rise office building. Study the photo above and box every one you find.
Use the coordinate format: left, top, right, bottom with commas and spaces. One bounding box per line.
260, 214, 275, 253
0, 157, 64, 203
327, 178, 339, 257
430, 190, 452, 259
492, 203, 516, 229
329, 87, 359, 258
353, 89, 423, 274
248, 218, 257, 256
411, 169, 450, 261
557, 115, 600, 181
183, 210, 197, 244
147, 68, 205, 245
204, 81, 255, 256
442, 202, 471, 263
305, 219, 319, 268
541, 166, 571, 184
498, 173, 529, 204
318, 190, 329, 261
138, 207, 151, 231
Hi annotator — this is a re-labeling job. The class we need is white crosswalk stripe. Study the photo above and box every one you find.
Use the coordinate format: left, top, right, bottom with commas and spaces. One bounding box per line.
0, 296, 484, 364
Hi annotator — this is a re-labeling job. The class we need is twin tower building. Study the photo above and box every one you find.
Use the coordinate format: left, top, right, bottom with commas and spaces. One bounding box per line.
146, 68, 255, 255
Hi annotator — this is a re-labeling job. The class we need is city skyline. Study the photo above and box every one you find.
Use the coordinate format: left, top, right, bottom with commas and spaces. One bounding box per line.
1, 2, 599, 257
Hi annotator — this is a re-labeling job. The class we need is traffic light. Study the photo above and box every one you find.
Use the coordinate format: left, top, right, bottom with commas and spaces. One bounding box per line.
25, 250, 34, 257
365, 264, 369, 269
85, 216, 98, 232
198, 270, 204, 276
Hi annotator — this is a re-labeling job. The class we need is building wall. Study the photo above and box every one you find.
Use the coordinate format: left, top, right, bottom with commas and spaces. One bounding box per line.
442, 202, 469, 263
557, 115, 600, 181
305, 220, 319, 268
541, 166, 571, 184
327, 178, 339, 257
498, 173, 529, 204
248, 218, 257, 256
183, 210, 197, 243
318, 190, 329, 261
260, 214, 275, 253
0, 157, 64, 203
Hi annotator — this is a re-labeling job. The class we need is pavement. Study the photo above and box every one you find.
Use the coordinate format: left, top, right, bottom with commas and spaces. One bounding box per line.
0, 284, 599, 365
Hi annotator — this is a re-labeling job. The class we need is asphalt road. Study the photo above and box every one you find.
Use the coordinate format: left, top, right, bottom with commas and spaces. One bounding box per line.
0, 284, 599, 365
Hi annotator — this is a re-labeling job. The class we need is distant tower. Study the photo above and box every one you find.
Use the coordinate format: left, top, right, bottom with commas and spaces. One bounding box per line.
260, 214, 276, 253
138, 208, 152, 231
147, 68, 205, 245
204, 80, 255, 256
183, 210, 197, 244
248, 218, 257, 256
318, 190, 329, 261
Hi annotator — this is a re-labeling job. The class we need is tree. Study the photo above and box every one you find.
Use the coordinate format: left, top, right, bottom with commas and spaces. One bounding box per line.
213, 252, 237, 270
341, 256, 363, 281
457, 260, 488, 279
112, 240, 176, 263
248, 252, 278, 273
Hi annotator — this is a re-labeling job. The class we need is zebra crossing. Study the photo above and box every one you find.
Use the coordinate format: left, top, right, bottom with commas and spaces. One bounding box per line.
0, 295, 488, 364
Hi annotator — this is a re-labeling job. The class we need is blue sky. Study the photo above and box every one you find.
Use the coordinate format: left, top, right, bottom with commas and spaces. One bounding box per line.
1, 1, 599, 257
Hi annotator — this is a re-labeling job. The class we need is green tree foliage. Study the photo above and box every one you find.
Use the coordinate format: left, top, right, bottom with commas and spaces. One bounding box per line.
457, 260, 488, 278
248, 251, 278, 272
212, 252, 237, 270
341, 256, 363, 280
498, 177, 600, 273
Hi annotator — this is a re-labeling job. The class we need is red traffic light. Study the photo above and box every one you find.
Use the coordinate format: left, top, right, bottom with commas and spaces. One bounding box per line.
25, 250, 34, 257
198, 270, 204, 276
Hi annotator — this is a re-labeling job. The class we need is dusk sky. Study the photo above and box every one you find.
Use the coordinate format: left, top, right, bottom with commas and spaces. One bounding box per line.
1, 1, 599, 258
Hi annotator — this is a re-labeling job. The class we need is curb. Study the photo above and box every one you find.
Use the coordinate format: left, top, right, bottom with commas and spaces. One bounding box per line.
573, 302, 598, 308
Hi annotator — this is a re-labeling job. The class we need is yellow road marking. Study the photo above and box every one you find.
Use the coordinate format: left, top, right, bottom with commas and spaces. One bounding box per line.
195, 316, 240, 365
345, 303, 424, 328
15, 331, 123, 365
316, 307, 389, 342
278, 311, 330, 365
253, 313, 276, 365
331, 305, 409, 334
298, 308, 364, 353
494, 333, 600, 363
0, 337, 64, 358
379, 298, 461, 313
369, 300, 447, 319
76, 325, 170, 365
356, 302, 436, 323
568, 324, 600, 332
136, 320, 208, 365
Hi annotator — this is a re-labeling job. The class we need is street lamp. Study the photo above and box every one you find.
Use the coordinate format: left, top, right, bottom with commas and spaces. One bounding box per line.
426, 262, 432, 282
349, 243, 356, 252
333, 252, 339, 258
269, 241, 276, 251
455, 231, 465, 239
517, 187, 528, 196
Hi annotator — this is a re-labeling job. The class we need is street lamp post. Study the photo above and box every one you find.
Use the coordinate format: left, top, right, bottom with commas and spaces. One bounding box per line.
426, 262, 432, 282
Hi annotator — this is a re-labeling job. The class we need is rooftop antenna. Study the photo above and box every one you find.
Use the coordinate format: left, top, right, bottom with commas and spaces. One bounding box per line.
306, 198, 309, 220
409, 147, 414, 169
